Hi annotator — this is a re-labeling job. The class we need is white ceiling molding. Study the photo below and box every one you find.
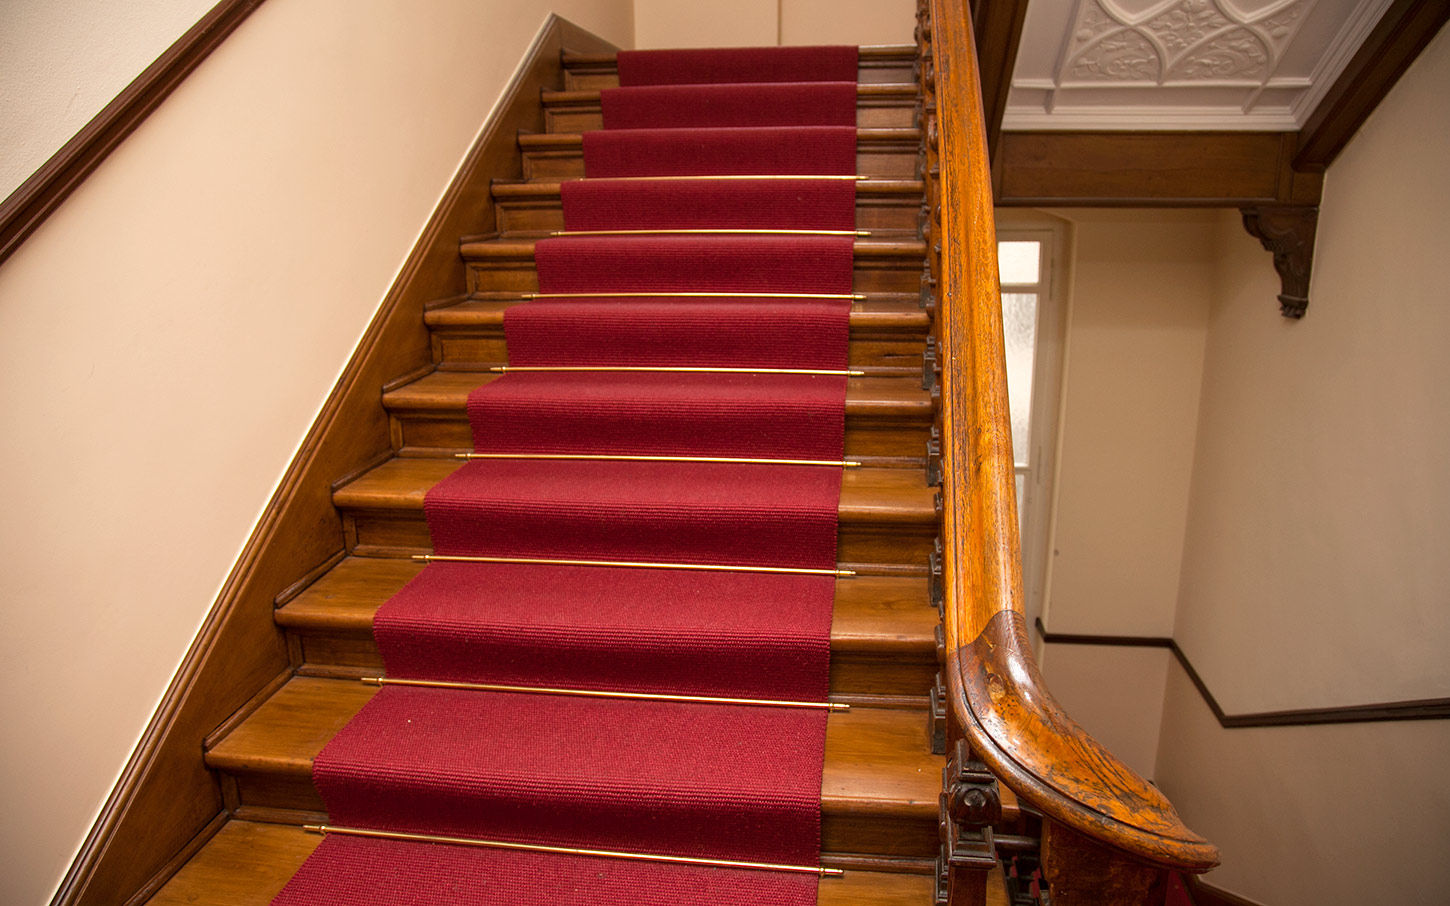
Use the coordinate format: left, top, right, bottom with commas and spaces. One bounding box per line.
1003, 0, 1393, 131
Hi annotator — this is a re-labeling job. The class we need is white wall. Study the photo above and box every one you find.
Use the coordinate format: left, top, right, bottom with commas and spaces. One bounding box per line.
0, 3, 633, 902
1157, 25, 1450, 905
0, 0, 219, 201
634, 0, 914, 49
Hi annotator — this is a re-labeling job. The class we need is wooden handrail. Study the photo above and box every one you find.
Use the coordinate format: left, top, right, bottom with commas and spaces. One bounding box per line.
926, 0, 1220, 873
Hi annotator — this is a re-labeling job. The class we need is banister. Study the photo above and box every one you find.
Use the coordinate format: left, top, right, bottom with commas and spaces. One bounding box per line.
925, 0, 1220, 873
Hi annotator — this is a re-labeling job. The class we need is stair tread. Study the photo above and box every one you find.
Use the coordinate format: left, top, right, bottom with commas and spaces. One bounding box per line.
560, 45, 919, 67
426, 295, 930, 329
518, 127, 921, 149
490, 177, 926, 198
461, 236, 928, 258
206, 676, 942, 822
383, 370, 933, 417
145, 819, 943, 906
333, 457, 937, 524
542, 84, 919, 103
276, 555, 936, 656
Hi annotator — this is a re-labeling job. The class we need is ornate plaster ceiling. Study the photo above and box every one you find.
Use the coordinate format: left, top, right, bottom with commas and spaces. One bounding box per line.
1004, 0, 1393, 130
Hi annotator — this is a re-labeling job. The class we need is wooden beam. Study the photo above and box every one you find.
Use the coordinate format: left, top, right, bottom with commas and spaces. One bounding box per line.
993, 132, 1322, 207
1295, 0, 1450, 170
969, 0, 1031, 158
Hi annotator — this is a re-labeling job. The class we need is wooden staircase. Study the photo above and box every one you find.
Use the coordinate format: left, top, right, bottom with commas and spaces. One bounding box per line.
141, 43, 1013, 906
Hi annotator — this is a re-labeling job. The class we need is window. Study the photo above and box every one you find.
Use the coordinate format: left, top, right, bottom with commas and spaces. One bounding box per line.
996, 215, 1068, 639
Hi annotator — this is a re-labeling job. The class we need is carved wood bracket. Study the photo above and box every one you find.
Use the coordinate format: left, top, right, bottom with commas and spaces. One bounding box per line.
1240, 205, 1319, 319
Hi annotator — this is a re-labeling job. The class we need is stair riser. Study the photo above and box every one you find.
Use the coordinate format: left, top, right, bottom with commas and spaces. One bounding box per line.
218, 773, 938, 860
495, 196, 922, 235
544, 103, 917, 134
562, 60, 917, 91
340, 511, 937, 571
522, 146, 920, 181
389, 414, 930, 461
464, 255, 926, 295
290, 630, 935, 698
430, 331, 928, 372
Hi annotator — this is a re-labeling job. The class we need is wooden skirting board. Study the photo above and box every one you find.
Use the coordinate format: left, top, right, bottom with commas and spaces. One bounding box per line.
1035, 618, 1450, 729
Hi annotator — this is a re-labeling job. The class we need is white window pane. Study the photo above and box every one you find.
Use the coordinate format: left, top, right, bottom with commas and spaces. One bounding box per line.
998, 240, 1040, 285
1016, 472, 1027, 537
1003, 292, 1038, 462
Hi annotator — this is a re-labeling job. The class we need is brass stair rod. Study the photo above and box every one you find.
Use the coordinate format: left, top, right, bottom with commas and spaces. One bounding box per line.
414, 553, 855, 578
561, 174, 867, 182
489, 365, 863, 375
518, 291, 865, 299
304, 825, 845, 877
549, 228, 869, 237
361, 676, 849, 712
456, 452, 860, 467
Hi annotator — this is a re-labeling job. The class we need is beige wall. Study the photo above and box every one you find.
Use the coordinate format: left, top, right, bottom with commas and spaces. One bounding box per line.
0, 3, 633, 902
1156, 663, 1450, 905
1155, 26, 1450, 905
0, 0, 218, 200
1175, 25, 1450, 716
1043, 210, 1215, 638
1039, 645, 1171, 779
634, 0, 915, 49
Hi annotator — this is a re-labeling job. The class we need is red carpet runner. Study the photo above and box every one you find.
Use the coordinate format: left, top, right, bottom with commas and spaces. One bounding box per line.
275, 44, 860, 906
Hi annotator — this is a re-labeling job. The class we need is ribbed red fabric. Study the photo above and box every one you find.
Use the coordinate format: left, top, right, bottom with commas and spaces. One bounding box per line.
273, 835, 817, 906
312, 687, 827, 864
465, 372, 846, 459
582, 126, 856, 177
374, 562, 832, 700
600, 82, 857, 129
560, 177, 856, 231
503, 298, 851, 368
617, 45, 858, 86
534, 235, 855, 295
424, 459, 841, 569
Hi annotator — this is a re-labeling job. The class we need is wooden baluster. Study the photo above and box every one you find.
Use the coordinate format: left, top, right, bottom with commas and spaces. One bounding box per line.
936, 739, 1000, 905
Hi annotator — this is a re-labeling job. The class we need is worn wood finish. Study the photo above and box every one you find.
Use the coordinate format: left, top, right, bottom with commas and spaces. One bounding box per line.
491, 178, 926, 235
203, 677, 943, 858
275, 557, 937, 695
0, 0, 268, 267
1040, 821, 1165, 906
381, 370, 934, 459
519, 129, 924, 181
48, 17, 617, 906
144, 820, 945, 906
560, 45, 918, 90
426, 294, 930, 372
1295, 0, 1450, 170
542, 84, 922, 132
927, 0, 1219, 875
993, 131, 1322, 207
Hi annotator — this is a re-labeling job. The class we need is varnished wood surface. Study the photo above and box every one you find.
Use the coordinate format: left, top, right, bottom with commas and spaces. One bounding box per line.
928, 0, 1219, 872
333, 456, 936, 525
428, 293, 929, 329
203, 676, 943, 857
461, 235, 928, 259
144, 820, 957, 906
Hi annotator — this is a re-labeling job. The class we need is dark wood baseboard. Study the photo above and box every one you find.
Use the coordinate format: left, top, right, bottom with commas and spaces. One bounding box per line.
1035, 619, 1450, 729
48, 15, 617, 906
0, 0, 268, 267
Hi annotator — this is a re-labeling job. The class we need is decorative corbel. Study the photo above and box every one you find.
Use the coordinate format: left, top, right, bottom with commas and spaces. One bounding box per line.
1240, 205, 1319, 319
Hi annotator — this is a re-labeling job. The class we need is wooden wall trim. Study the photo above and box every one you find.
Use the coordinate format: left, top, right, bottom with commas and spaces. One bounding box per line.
1035, 619, 1450, 728
1295, 0, 1450, 171
969, 0, 1030, 157
47, 16, 617, 906
993, 132, 1323, 207
1187, 875, 1270, 906
0, 0, 268, 268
